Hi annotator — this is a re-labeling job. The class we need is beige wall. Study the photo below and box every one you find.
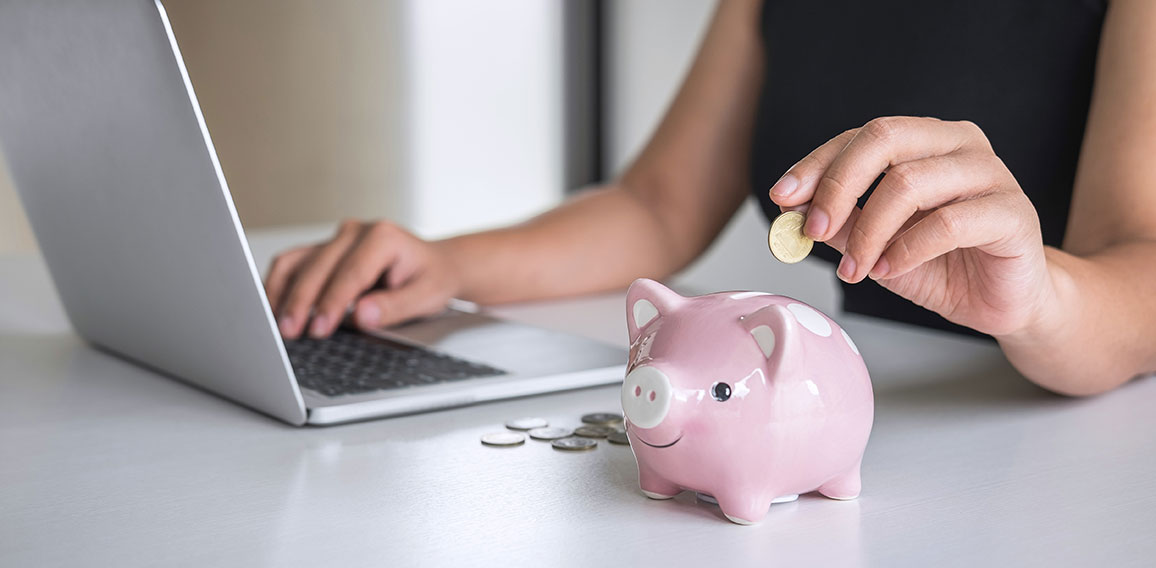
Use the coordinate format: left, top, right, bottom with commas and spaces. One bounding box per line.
0, 0, 406, 254
162, 0, 407, 228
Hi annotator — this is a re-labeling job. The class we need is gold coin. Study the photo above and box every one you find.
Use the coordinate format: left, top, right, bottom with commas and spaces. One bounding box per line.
551, 437, 597, 452
768, 211, 813, 264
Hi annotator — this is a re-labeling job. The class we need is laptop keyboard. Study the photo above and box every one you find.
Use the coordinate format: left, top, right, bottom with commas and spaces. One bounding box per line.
284, 328, 507, 397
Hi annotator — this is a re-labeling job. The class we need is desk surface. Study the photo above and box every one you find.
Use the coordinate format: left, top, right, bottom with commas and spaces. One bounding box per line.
2, 228, 1154, 567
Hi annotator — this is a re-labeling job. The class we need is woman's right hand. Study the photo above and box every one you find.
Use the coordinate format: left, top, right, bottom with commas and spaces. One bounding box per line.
264, 219, 463, 339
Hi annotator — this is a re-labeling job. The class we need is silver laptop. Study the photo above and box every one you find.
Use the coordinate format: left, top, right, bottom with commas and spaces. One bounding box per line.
0, 0, 626, 426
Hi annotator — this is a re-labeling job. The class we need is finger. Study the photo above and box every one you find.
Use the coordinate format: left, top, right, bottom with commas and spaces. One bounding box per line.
802, 117, 986, 242
310, 222, 410, 337
818, 205, 860, 256
278, 220, 363, 338
769, 129, 857, 207
353, 277, 449, 330
838, 151, 1006, 283
823, 203, 934, 254
265, 246, 313, 314
874, 193, 1028, 280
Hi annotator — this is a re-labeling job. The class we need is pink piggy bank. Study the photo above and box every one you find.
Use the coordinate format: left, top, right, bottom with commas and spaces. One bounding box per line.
621, 279, 873, 524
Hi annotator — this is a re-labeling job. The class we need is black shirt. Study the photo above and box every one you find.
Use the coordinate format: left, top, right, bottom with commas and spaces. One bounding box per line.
749, 0, 1107, 336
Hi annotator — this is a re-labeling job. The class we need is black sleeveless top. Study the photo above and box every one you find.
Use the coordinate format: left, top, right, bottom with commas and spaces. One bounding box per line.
749, 0, 1107, 337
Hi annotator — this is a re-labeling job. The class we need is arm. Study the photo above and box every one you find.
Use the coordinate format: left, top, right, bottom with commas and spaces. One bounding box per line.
266, 0, 766, 337
997, 0, 1156, 395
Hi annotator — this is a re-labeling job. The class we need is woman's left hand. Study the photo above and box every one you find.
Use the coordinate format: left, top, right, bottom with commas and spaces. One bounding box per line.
769, 116, 1054, 337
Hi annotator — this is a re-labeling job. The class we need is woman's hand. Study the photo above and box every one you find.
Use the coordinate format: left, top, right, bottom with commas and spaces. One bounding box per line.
264, 220, 462, 339
769, 116, 1055, 337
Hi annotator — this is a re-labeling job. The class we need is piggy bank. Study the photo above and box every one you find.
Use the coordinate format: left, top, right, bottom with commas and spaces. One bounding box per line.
620, 279, 873, 524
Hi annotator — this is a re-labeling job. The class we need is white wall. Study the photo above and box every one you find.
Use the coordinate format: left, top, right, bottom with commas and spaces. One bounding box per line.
604, 0, 715, 176
401, 0, 565, 238
604, 0, 838, 311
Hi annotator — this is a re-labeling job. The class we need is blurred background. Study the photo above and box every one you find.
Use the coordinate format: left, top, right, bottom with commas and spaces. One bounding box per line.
0, 0, 713, 250
0, 0, 836, 307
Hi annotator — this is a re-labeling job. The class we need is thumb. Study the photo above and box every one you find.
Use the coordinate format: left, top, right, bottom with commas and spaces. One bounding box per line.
353, 280, 448, 330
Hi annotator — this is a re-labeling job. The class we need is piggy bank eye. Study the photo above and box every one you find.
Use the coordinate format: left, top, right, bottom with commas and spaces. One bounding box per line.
710, 382, 732, 402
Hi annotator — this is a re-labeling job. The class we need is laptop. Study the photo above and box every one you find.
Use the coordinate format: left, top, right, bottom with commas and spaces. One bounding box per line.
0, 0, 626, 425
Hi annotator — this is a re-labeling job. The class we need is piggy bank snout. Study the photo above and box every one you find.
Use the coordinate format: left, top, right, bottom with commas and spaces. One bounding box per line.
621, 366, 672, 429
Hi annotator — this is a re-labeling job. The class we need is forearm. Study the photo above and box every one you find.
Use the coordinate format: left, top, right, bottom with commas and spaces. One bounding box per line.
996, 241, 1156, 395
433, 183, 707, 305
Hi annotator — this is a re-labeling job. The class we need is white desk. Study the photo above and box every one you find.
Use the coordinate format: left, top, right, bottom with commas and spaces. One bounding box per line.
2, 228, 1154, 567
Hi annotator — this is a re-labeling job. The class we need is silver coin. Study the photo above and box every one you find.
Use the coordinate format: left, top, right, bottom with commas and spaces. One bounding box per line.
505, 417, 548, 431
480, 432, 526, 447
606, 430, 630, 445
528, 427, 573, 441
551, 437, 597, 452
574, 425, 614, 438
581, 412, 623, 426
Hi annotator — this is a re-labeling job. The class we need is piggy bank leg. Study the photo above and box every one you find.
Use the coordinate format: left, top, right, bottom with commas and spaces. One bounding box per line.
701, 493, 796, 505
715, 491, 774, 525
818, 462, 862, 500
638, 466, 681, 500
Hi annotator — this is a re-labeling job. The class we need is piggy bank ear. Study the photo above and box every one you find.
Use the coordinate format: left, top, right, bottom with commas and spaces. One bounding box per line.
626, 278, 685, 342
738, 303, 798, 373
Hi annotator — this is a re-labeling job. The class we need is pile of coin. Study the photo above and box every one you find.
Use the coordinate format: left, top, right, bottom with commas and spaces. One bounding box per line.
480, 412, 629, 452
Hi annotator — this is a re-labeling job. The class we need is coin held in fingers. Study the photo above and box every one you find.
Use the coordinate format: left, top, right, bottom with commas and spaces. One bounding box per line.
768, 211, 813, 264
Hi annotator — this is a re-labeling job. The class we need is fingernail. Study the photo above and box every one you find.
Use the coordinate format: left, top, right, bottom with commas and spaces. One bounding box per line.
838, 256, 857, 282
279, 315, 296, 337
870, 257, 890, 280
309, 315, 330, 338
770, 174, 799, 198
804, 209, 829, 239
357, 303, 381, 328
